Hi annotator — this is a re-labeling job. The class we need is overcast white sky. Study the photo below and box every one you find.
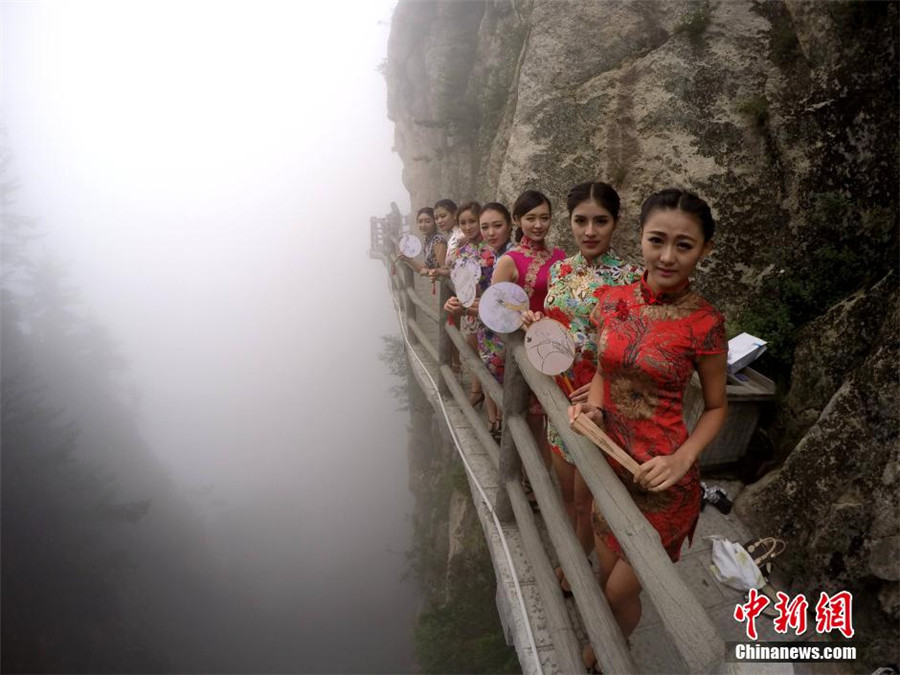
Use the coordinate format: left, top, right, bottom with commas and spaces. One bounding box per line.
2, 0, 411, 492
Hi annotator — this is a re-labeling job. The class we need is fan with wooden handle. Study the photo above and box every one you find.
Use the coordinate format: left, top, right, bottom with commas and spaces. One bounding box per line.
570, 413, 641, 476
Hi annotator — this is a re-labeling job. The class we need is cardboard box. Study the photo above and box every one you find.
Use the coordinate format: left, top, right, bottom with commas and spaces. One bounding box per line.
727, 333, 767, 375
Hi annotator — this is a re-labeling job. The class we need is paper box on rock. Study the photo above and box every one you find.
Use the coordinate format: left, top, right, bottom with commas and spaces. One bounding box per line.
727, 333, 767, 374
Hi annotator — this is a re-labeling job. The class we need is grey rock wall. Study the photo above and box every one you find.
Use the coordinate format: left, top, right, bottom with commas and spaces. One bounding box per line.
386, 0, 899, 665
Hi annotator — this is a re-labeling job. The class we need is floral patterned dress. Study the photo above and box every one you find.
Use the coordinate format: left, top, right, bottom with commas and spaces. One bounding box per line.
543, 251, 642, 463
475, 241, 513, 381
589, 275, 726, 562
505, 237, 567, 313
454, 236, 484, 337
423, 231, 448, 269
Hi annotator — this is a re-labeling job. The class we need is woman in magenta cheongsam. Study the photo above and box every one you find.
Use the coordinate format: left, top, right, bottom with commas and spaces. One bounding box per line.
490, 191, 566, 496
489, 190, 566, 384
570, 188, 728, 671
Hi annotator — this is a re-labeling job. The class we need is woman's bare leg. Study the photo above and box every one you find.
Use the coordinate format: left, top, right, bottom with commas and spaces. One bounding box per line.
603, 557, 643, 638
574, 469, 595, 555
527, 413, 550, 469
486, 394, 500, 429
465, 333, 482, 401
584, 536, 642, 669
552, 452, 576, 526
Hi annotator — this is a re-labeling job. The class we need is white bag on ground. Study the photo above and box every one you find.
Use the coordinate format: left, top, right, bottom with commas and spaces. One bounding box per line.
707, 536, 765, 591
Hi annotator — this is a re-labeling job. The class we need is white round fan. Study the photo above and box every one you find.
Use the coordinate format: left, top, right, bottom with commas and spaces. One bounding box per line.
524, 318, 575, 375
479, 282, 528, 333
399, 233, 422, 258
451, 258, 481, 307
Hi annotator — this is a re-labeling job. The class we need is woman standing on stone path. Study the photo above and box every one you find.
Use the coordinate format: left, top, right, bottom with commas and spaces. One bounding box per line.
521, 181, 642, 594
569, 188, 727, 672
441, 202, 486, 406
401, 207, 447, 274
444, 202, 514, 437
489, 190, 566, 501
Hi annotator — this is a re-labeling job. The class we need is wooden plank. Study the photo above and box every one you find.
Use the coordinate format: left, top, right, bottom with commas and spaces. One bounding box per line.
401, 265, 418, 345
408, 318, 439, 363
437, 281, 453, 396
506, 477, 585, 675
506, 412, 637, 674
444, 323, 504, 407
439, 364, 499, 468
405, 286, 440, 323
511, 342, 724, 673
495, 336, 532, 523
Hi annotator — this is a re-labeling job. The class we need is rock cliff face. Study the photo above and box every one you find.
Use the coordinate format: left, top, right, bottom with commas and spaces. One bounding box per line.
386, 0, 898, 664
386, 0, 897, 314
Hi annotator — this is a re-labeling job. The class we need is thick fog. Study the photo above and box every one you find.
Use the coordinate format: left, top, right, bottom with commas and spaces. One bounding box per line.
2, 1, 418, 672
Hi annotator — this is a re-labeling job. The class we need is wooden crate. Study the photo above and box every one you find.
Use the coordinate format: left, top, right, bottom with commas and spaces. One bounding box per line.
683, 367, 775, 467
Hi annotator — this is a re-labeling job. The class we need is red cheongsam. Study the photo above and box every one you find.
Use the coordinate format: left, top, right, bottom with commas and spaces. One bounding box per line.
589, 275, 726, 561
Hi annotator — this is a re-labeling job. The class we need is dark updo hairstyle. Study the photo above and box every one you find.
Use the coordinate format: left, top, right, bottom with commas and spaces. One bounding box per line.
480, 201, 512, 225
434, 198, 458, 215
639, 188, 716, 241
457, 201, 482, 220
511, 190, 552, 242
566, 181, 621, 220
416, 206, 435, 220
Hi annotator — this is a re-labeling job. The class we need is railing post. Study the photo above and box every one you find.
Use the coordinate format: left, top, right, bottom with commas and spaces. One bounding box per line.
437, 280, 452, 396
402, 263, 418, 345
495, 331, 529, 523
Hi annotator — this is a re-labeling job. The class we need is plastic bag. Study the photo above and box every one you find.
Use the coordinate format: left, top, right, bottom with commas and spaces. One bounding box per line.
707, 535, 765, 591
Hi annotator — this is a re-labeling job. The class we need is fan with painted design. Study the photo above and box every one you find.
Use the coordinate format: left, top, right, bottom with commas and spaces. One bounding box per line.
398, 233, 422, 258
478, 282, 528, 333
524, 318, 576, 376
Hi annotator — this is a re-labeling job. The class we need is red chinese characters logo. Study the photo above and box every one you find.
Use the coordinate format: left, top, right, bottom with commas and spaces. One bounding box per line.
773, 591, 808, 636
734, 588, 770, 640
815, 591, 854, 639
734, 590, 854, 640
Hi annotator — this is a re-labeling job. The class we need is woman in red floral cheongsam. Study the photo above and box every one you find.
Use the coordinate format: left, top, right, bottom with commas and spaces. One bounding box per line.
570, 188, 727, 667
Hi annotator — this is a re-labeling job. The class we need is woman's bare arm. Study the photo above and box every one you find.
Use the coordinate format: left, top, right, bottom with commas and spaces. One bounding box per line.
490, 254, 518, 285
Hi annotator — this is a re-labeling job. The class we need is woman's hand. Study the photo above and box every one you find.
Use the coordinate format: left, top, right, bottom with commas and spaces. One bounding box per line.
521, 310, 543, 329
633, 454, 691, 492
569, 383, 591, 404
418, 267, 430, 277
444, 296, 463, 316
567, 402, 604, 432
